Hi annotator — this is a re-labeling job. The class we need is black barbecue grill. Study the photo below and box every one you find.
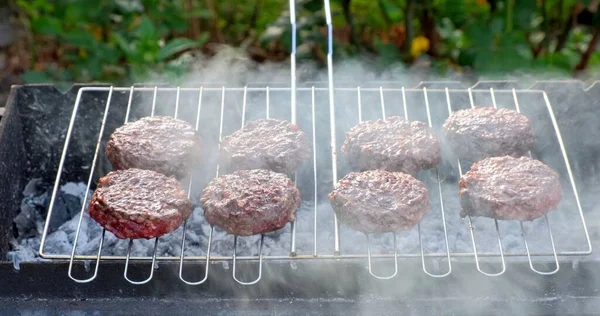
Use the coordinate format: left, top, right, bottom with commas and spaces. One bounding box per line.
2, 79, 600, 315
2, 0, 600, 314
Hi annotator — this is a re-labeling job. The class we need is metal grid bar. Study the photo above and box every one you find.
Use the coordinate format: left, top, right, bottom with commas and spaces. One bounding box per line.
459, 88, 507, 277
39, 85, 592, 285
179, 86, 211, 285
512, 89, 559, 275
323, 0, 341, 256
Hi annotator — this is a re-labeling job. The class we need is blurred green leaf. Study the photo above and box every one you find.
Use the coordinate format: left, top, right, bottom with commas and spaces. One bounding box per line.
135, 16, 156, 39
513, 0, 538, 29
112, 32, 135, 57
61, 30, 97, 49
464, 21, 493, 49
280, 29, 293, 52
379, 0, 402, 23
31, 16, 63, 36
458, 48, 476, 66
186, 8, 214, 18
63, 4, 85, 23
301, 0, 323, 12
157, 36, 207, 61
490, 17, 504, 35
22, 70, 53, 83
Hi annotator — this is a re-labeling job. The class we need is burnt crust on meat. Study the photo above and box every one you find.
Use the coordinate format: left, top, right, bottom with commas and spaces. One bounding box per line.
89, 168, 192, 239
106, 116, 202, 179
328, 169, 430, 233
219, 118, 310, 175
459, 156, 562, 221
200, 169, 300, 236
341, 116, 441, 175
443, 107, 534, 161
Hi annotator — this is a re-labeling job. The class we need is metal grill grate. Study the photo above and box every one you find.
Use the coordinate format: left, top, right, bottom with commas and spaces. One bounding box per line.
38, 83, 592, 285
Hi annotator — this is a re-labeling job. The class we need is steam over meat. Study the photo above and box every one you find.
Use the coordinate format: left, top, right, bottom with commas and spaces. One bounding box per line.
106, 116, 202, 179
443, 107, 534, 161
341, 116, 441, 175
219, 118, 310, 174
329, 169, 429, 233
89, 168, 192, 239
200, 169, 300, 236
459, 156, 562, 221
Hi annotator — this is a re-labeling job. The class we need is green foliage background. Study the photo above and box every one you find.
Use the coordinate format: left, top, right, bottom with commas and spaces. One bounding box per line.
11, 0, 600, 85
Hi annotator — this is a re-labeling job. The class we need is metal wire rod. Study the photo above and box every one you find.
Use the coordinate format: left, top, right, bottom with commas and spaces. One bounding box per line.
232, 235, 264, 285
366, 233, 398, 280
66, 86, 114, 283
124, 238, 159, 285
454, 87, 507, 276
178, 86, 213, 284
323, 0, 341, 255
179, 226, 213, 285
521, 219, 559, 275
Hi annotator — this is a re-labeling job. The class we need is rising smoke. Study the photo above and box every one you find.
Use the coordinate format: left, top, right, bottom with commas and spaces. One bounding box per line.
8, 45, 600, 314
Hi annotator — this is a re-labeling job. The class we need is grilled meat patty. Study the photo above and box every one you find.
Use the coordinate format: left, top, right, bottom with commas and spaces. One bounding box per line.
329, 169, 429, 233
106, 116, 202, 179
200, 169, 300, 236
341, 116, 441, 175
443, 107, 534, 162
459, 156, 562, 221
219, 118, 310, 174
89, 168, 192, 239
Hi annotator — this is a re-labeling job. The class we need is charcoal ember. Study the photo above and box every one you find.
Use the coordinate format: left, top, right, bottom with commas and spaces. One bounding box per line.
200, 169, 300, 236
443, 107, 535, 162
329, 169, 430, 233
13, 203, 40, 239
219, 118, 310, 174
45, 193, 81, 233
459, 156, 562, 221
341, 116, 441, 175
43, 230, 73, 255
13, 178, 51, 239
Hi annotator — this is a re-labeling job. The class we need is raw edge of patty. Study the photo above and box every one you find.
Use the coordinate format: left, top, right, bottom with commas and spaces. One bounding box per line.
106, 116, 202, 179
459, 156, 562, 221
442, 107, 535, 161
219, 118, 310, 175
89, 168, 192, 239
328, 169, 430, 233
200, 169, 300, 236
341, 116, 441, 175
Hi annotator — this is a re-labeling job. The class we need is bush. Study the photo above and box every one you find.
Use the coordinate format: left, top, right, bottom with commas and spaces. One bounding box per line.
12, 0, 600, 86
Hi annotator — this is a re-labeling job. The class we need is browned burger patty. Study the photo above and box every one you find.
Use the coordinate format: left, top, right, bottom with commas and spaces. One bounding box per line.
219, 118, 310, 174
341, 116, 441, 175
459, 156, 562, 221
106, 116, 202, 179
328, 169, 429, 233
89, 168, 192, 239
200, 169, 300, 236
442, 107, 534, 161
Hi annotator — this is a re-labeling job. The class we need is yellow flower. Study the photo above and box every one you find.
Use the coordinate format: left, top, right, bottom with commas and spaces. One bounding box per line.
411, 36, 430, 57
